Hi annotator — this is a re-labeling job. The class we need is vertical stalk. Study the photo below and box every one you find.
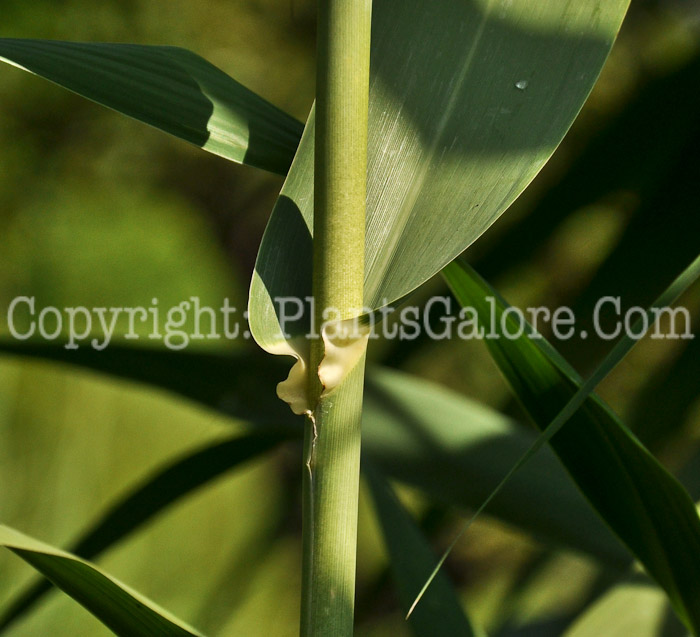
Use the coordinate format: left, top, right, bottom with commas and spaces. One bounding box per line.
301, 0, 371, 635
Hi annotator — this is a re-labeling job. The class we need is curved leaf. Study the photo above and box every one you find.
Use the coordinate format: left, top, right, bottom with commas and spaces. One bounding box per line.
249, 0, 630, 348
442, 257, 700, 631
362, 367, 627, 568
0, 525, 203, 636
0, 341, 627, 565
0, 39, 303, 174
0, 433, 288, 632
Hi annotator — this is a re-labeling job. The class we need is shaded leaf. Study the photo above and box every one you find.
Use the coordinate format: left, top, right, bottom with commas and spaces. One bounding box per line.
0, 341, 296, 427
442, 256, 700, 631
364, 462, 477, 637
362, 367, 628, 568
0, 39, 303, 173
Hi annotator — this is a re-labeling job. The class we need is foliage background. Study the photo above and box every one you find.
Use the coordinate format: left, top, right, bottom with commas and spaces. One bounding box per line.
0, 0, 698, 634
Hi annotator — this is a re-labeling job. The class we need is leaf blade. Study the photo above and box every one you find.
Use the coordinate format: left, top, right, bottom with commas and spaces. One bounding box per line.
364, 462, 477, 637
0, 433, 288, 632
0, 525, 203, 636
442, 256, 700, 630
0, 39, 303, 174
249, 0, 630, 347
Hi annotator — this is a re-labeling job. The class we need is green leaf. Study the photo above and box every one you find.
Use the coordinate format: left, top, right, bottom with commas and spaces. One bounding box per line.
362, 367, 628, 568
476, 52, 700, 296
0, 433, 288, 632
0, 342, 297, 427
363, 462, 477, 637
0, 341, 627, 565
0, 525, 203, 636
442, 256, 700, 631
563, 576, 685, 637
0, 39, 303, 174
249, 0, 630, 348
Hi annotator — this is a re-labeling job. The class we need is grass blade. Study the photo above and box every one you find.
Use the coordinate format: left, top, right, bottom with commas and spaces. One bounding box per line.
0, 433, 288, 632
249, 0, 630, 349
0, 39, 303, 174
0, 525, 204, 636
364, 462, 477, 637
431, 255, 700, 630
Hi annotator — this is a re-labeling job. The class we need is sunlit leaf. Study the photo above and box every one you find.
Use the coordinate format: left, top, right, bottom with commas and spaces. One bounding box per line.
0, 39, 303, 173
249, 0, 630, 349
563, 576, 684, 637
0, 341, 628, 566
0, 525, 203, 636
0, 433, 288, 632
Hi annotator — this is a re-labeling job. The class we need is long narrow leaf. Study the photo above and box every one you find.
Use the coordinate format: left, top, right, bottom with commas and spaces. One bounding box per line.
0, 433, 288, 632
0, 525, 203, 636
362, 368, 627, 568
0, 342, 296, 427
438, 256, 700, 630
0, 39, 303, 174
364, 462, 476, 637
0, 342, 627, 566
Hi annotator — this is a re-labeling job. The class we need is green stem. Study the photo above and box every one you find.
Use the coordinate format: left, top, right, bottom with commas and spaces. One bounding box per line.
301, 0, 371, 635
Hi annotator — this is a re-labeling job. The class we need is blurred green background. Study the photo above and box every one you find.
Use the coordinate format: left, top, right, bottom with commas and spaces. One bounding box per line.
0, 1, 699, 635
